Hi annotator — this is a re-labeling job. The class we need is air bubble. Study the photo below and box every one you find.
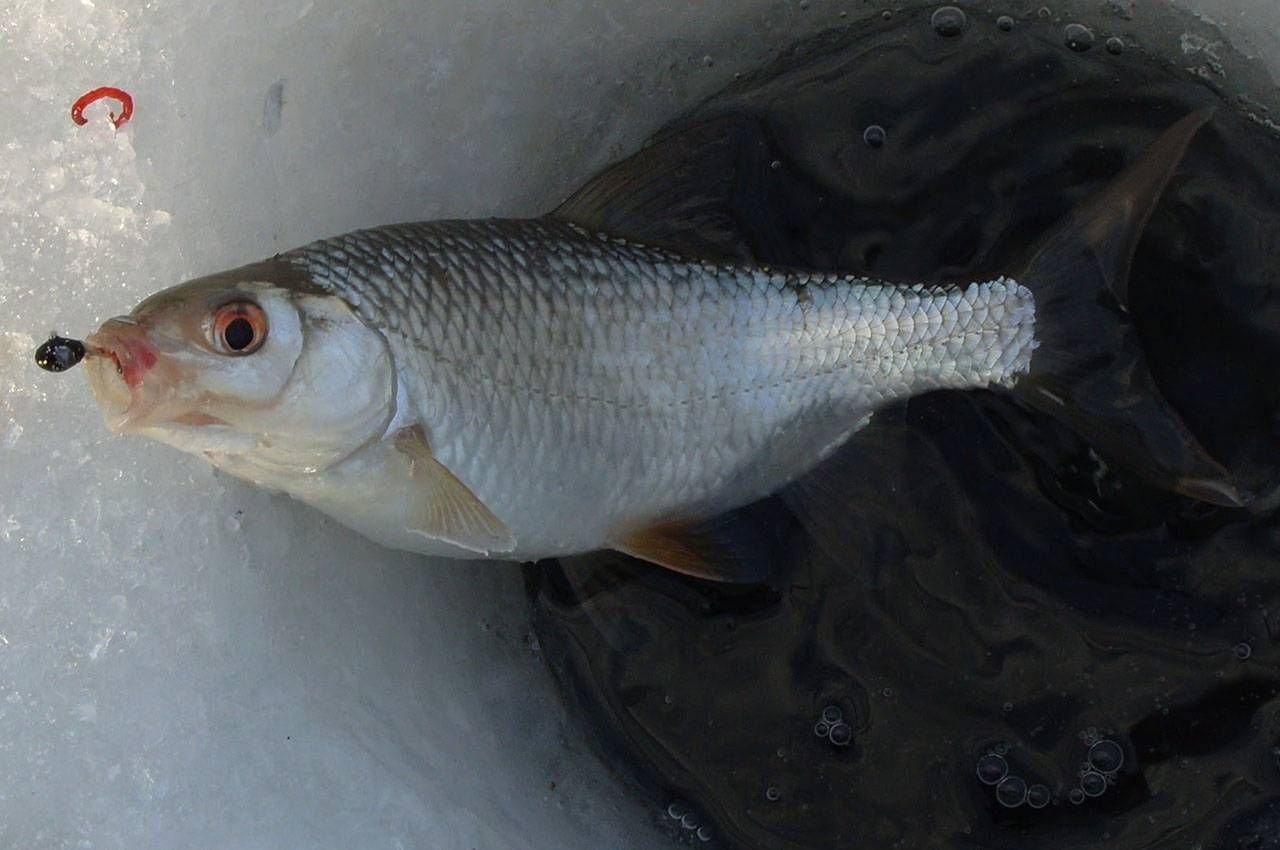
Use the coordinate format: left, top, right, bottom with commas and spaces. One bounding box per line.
766, 786, 781, 802
976, 753, 1009, 786
1069, 788, 1086, 805
1235, 642, 1252, 660
814, 720, 831, 737
1106, 36, 1125, 54
881, 9, 893, 20
863, 125, 886, 148
696, 826, 713, 842
828, 722, 853, 747
1081, 770, 1108, 797
770, 160, 782, 171
668, 802, 689, 820
1064, 23, 1095, 51
996, 776, 1028, 808
930, 6, 967, 37
821, 705, 843, 724
1026, 784, 1051, 809
681, 812, 701, 830
1002, 701, 1014, 713
996, 15, 1014, 31
1088, 739, 1125, 773
702, 55, 714, 68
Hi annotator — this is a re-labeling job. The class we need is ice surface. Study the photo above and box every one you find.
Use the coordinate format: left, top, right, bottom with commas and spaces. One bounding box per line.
0, 1, 838, 848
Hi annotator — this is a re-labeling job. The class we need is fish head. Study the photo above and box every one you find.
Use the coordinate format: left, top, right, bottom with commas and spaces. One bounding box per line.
83, 261, 396, 475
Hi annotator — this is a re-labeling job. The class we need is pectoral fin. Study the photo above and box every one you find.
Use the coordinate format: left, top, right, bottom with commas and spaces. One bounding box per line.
610, 511, 775, 583
394, 427, 515, 555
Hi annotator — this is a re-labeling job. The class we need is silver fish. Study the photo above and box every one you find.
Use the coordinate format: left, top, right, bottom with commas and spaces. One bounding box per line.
73, 109, 1238, 580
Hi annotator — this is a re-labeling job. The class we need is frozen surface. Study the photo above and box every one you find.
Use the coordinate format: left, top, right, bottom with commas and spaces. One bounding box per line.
0, 1, 837, 848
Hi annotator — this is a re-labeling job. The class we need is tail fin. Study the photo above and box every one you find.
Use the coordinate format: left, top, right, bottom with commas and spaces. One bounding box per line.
1013, 108, 1247, 507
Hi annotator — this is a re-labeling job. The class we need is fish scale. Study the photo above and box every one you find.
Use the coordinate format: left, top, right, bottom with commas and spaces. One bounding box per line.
282, 217, 1036, 557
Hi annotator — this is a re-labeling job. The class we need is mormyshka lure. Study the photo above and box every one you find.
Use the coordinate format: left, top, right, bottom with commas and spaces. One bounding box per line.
35, 335, 86, 373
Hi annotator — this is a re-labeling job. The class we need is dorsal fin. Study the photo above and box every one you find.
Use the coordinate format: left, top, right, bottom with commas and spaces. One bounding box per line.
549, 115, 772, 262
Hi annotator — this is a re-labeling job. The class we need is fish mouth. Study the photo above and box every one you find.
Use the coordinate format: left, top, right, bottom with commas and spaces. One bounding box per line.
85, 318, 155, 390
83, 317, 220, 432
82, 321, 141, 431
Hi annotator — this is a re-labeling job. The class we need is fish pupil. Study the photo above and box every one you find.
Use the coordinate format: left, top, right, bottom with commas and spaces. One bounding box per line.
223, 317, 255, 351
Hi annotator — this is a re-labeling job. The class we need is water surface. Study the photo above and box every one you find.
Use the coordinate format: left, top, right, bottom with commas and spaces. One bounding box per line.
529, 5, 1280, 848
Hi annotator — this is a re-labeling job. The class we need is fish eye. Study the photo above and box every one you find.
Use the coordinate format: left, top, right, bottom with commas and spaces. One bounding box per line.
211, 301, 268, 355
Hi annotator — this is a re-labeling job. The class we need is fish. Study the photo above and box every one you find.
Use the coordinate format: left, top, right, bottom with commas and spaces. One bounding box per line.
72, 109, 1241, 582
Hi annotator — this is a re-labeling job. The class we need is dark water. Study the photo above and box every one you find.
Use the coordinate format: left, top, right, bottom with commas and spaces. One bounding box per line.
528, 5, 1280, 849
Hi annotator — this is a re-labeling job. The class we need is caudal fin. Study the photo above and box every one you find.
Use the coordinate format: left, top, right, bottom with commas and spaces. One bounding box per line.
1014, 107, 1247, 507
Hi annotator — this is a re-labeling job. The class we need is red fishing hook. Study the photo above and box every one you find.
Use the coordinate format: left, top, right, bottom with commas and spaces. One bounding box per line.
71, 87, 134, 129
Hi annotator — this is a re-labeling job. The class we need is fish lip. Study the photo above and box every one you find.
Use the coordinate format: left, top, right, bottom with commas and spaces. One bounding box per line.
82, 319, 146, 431
82, 350, 137, 432
85, 318, 156, 390
83, 321, 229, 434
88, 345, 125, 380
83, 317, 209, 432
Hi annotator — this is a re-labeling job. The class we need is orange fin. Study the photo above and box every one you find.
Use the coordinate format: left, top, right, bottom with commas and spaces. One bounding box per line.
610, 512, 774, 583
394, 426, 515, 555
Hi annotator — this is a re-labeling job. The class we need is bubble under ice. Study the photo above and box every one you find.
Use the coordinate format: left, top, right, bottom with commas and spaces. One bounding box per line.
0, 1, 837, 847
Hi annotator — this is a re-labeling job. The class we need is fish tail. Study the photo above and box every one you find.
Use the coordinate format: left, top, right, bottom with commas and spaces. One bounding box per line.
1013, 107, 1246, 506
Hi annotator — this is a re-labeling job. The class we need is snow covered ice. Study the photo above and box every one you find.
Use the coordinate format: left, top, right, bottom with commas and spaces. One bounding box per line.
0, 1, 833, 847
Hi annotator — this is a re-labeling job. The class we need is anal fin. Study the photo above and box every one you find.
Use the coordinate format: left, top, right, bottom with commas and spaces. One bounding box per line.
610, 511, 774, 584
394, 427, 515, 555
